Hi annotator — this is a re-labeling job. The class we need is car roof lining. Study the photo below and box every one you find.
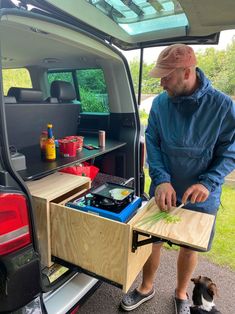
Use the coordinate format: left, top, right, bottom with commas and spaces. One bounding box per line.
0, 13, 122, 69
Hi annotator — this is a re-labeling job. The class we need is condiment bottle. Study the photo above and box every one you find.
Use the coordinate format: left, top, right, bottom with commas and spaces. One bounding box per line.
40, 130, 47, 160
45, 123, 56, 161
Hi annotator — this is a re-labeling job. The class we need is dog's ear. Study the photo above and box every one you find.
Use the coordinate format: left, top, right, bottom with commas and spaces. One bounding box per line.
191, 276, 201, 284
208, 282, 218, 297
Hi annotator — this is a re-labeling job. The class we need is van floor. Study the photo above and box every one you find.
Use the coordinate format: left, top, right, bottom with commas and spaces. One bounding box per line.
79, 248, 235, 314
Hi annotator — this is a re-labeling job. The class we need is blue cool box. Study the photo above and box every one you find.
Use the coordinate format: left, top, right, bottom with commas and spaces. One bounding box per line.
66, 196, 142, 222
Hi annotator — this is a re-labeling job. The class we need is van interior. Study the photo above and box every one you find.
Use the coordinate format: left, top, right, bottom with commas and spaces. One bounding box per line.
1, 11, 141, 186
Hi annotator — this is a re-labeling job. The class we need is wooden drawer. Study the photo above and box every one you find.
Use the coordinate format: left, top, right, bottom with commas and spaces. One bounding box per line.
50, 197, 152, 292
26, 172, 91, 267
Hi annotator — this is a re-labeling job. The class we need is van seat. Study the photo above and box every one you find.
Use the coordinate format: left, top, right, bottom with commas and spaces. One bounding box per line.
7, 87, 43, 103
4, 96, 17, 103
50, 81, 76, 103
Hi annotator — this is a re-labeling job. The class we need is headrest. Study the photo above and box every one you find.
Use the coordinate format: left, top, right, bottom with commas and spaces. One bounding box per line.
4, 96, 17, 103
45, 97, 58, 103
8, 87, 43, 103
50, 81, 76, 102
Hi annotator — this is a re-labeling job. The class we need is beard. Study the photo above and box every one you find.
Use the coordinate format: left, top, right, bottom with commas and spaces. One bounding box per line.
165, 83, 188, 97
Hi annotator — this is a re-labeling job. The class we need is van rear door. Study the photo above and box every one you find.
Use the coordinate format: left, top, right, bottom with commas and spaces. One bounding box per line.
25, 0, 235, 49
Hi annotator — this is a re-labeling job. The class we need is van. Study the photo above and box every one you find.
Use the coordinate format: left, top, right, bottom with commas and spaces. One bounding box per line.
0, 1, 234, 313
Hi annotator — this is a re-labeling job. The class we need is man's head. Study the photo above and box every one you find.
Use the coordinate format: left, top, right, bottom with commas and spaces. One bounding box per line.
149, 44, 197, 78
149, 44, 198, 97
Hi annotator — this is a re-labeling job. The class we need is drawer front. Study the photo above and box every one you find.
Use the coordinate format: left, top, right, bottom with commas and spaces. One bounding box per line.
51, 203, 130, 286
50, 202, 152, 292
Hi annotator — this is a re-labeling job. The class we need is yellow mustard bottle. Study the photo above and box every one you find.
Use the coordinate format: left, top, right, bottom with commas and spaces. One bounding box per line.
45, 123, 56, 161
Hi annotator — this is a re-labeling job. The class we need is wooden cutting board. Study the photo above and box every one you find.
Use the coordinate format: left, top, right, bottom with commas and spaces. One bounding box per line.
132, 198, 215, 251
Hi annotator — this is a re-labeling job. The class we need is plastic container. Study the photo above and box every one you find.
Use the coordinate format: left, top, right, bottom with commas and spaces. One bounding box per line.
59, 139, 77, 157
64, 136, 83, 152
75, 136, 84, 152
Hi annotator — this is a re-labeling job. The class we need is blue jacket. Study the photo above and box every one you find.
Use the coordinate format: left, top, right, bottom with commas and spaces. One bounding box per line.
146, 68, 235, 214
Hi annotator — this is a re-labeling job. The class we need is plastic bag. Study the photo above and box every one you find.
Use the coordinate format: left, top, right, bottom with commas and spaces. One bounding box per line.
60, 162, 99, 180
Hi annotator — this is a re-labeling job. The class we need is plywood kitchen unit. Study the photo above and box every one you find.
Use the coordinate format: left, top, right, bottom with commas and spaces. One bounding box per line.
27, 172, 215, 292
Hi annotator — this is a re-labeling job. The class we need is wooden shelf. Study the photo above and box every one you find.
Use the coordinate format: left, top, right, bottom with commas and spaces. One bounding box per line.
18, 136, 126, 181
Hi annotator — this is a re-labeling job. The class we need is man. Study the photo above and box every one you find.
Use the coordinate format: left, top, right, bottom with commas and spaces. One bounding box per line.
120, 44, 235, 313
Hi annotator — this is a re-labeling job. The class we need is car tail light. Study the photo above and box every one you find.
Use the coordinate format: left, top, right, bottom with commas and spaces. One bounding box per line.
0, 193, 32, 256
69, 304, 80, 314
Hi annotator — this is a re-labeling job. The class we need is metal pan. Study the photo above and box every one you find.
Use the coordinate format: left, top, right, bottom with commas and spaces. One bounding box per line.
90, 182, 134, 204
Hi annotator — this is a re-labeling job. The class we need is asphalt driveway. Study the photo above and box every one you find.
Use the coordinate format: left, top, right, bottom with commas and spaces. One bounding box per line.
79, 248, 235, 314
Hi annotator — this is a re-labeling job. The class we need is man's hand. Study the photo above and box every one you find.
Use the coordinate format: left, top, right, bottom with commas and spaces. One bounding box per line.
154, 182, 176, 211
182, 184, 209, 204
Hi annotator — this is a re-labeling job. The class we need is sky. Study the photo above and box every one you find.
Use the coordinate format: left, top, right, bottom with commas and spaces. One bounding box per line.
123, 30, 235, 65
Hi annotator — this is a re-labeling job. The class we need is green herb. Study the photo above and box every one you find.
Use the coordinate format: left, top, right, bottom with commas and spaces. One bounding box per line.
164, 214, 181, 224
138, 211, 181, 227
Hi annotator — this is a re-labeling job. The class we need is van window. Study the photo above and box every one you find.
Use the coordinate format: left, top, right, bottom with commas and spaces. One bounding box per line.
47, 71, 74, 86
47, 69, 109, 113
76, 69, 109, 113
2, 68, 32, 95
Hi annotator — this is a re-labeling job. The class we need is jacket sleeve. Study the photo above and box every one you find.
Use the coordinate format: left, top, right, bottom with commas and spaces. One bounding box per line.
199, 102, 235, 191
145, 99, 171, 187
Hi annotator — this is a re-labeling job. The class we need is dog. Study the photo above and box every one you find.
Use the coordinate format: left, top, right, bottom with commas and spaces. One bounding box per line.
190, 276, 222, 314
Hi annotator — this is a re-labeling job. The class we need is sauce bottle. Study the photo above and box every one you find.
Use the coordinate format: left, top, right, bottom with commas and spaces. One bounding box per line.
40, 130, 47, 160
45, 123, 56, 161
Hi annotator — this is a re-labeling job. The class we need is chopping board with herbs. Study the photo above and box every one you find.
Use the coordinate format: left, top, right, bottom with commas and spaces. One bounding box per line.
132, 198, 215, 251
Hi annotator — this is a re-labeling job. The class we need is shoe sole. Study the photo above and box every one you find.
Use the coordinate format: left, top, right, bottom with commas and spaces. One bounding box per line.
174, 298, 178, 314
120, 290, 155, 311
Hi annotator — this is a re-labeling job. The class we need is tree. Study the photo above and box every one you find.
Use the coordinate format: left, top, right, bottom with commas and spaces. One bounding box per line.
128, 43, 235, 97
129, 58, 162, 95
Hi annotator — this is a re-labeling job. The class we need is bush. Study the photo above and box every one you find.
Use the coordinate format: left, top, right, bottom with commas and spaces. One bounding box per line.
80, 88, 109, 113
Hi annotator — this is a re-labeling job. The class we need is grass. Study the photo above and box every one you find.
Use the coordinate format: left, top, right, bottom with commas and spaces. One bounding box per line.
144, 168, 235, 270
205, 185, 235, 270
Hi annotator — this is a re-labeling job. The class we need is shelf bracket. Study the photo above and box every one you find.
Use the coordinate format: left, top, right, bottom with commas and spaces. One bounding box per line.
132, 230, 173, 252
132, 230, 161, 252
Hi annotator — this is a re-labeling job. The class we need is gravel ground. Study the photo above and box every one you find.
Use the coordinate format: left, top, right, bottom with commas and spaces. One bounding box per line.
79, 248, 235, 314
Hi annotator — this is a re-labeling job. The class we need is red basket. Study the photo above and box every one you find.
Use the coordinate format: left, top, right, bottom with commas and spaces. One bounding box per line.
60, 162, 99, 180
58, 139, 77, 157
64, 136, 83, 151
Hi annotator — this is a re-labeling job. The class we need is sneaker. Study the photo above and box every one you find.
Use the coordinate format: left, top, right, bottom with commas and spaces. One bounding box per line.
120, 288, 155, 311
174, 290, 190, 314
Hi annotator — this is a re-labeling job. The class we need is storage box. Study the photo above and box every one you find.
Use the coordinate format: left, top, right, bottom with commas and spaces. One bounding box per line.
11, 152, 26, 171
